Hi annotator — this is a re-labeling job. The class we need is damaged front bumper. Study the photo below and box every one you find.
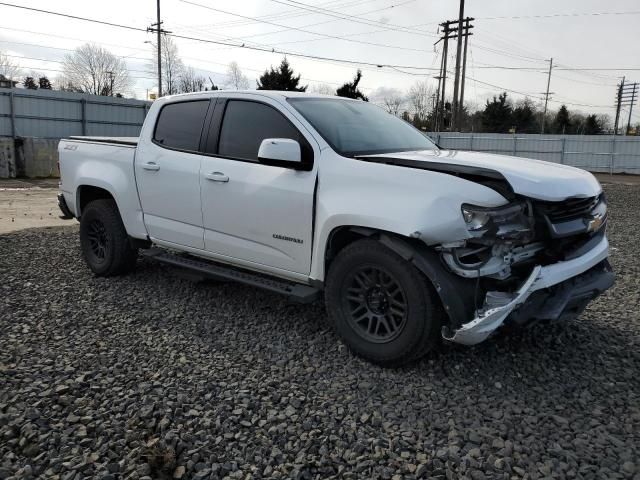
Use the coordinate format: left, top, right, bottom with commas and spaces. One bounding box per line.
443, 235, 614, 345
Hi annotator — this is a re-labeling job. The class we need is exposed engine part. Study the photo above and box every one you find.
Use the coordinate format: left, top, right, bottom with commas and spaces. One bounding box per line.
441, 242, 545, 279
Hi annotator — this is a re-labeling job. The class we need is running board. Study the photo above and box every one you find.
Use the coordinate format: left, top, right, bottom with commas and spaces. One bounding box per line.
140, 248, 320, 303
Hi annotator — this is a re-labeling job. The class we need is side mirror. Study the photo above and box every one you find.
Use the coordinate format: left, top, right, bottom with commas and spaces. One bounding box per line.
258, 138, 301, 166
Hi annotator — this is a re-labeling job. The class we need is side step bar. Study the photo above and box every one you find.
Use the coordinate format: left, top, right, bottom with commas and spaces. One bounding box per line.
140, 248, 320, 303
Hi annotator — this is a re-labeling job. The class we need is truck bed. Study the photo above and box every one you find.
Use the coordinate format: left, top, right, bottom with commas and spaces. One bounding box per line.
68, 136, 138, 146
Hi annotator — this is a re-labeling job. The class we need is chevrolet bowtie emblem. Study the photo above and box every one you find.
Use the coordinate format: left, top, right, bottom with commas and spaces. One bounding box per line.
587, 214, 604, 232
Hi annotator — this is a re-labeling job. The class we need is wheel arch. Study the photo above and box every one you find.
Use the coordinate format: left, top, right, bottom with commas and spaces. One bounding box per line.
76, 184, 116, 218
323, 225, 477, 331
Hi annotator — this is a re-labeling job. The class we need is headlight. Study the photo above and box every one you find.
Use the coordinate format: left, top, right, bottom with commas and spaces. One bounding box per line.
461, 202, 533, 241
461, 207, 491, 231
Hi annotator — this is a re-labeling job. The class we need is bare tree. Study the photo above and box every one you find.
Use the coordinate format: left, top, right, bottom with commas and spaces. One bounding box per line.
179, 66, 207, 93
61, 43, 131, 95
382, 89, 405, 116
226, 61, 249, 90
309, 83, 335, 95
149, 35, 184, 96
0, 50, 21, 80
407, 80, 433, 121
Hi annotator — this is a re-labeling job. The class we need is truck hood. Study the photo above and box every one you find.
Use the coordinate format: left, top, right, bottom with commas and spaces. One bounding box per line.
359, 149, 601, 202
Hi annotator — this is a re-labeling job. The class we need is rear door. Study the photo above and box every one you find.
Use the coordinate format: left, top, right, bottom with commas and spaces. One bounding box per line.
135, 99, 211, 249
199, 97, 318, 275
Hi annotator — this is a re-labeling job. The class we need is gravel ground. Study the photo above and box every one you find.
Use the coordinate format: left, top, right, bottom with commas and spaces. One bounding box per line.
1, 184, 639, 480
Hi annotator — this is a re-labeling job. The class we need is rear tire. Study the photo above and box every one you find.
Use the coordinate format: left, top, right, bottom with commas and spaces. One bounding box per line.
79, 199, 138, 276
325, 239, 443, 367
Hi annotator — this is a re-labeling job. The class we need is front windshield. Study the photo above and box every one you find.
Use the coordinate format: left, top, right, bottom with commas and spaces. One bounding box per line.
288, 97, 437, 157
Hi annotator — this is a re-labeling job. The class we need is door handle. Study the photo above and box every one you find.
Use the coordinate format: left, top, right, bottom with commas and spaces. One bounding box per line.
205, 171, 229, 182
142, 162, 160, 171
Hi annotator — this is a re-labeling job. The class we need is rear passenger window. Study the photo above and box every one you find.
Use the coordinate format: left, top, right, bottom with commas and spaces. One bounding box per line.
153, 100, 209, 151
217, 100, 311, 162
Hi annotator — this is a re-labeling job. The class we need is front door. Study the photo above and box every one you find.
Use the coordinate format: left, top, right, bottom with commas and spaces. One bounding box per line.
135, 99, 210, 249
200, 98, 317, 274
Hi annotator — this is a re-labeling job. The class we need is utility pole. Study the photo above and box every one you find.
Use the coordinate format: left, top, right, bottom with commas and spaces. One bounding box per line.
625, 82, 638, 135
433, 52, 444, 132
147, 0, 168, 98
616, 79, 638, 135
451, 0, 465, 131
435, 16, 473, 132
156, 0, 162, 98
440, 22, 450, 129
107, 71, 114, 96
433, 21, 456, 131
540, 58, 554, 134
458, 17, 473, 128
614, 77, 624, 135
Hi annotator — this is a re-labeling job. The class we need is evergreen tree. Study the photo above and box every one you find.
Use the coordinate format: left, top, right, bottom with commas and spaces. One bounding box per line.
256, 57, 306, 91
480, 92, 512, 133
336, 69, 368, 101
583, 114, 603, 135
38, 77, 52, 89
512, 98, 537, 133
23, 76, 38, 90
554, 105, 570, 134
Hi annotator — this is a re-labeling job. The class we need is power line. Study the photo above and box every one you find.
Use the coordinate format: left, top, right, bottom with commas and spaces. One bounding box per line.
478, 10, 640, 21
0, 2, 144, 32
178, 0, 421, 49
1, 52, 155, 75
0, 1, 433, 70
0, 1, 629, 110
184, 0, 372, 30
268, 0, 434, 36
0, 39, 369, 91
179, 0, 430, 52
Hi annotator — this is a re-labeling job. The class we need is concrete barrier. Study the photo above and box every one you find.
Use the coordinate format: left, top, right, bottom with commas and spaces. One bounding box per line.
16, 138, 60, 178
0, 138, 16, 178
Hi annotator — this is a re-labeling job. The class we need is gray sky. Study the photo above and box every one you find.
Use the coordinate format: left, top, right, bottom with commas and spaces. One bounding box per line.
1, 0, 639, 122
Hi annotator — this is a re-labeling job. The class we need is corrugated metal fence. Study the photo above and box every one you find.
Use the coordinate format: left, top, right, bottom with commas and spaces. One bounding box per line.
427, 132, 640, 174
0, 88, 151, 138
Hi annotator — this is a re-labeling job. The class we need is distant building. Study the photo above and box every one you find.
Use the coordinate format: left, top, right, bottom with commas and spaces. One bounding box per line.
0, 75, 19, 89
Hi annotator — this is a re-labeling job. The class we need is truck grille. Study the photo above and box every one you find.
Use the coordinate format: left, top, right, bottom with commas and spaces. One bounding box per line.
536, 195, 601, 222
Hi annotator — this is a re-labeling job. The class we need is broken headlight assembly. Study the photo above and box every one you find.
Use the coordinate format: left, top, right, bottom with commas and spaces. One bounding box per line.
461, 202, 534, 242
440, 201, 540, 280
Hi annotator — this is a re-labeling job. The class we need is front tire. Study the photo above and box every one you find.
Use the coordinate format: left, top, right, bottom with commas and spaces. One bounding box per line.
79, 199, 138, 276
325, 239, 442, 367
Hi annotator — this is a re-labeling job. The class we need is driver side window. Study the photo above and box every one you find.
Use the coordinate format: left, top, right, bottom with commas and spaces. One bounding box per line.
216, 100, 313, 164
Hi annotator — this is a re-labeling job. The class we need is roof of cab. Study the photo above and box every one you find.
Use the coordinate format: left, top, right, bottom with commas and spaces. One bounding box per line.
158, 90, 343, 102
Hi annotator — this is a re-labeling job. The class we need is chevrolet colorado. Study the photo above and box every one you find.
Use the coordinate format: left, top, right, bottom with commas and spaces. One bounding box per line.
58, 91, 614, 366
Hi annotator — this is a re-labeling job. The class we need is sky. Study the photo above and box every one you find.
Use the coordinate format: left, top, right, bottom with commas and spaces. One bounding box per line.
0, 0, 639, 123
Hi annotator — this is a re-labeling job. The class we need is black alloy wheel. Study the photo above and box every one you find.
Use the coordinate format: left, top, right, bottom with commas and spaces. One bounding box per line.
85, 218, 109, 263
325, 238, 443, 367
344, 265, 408, 343
79, 199, 138, 276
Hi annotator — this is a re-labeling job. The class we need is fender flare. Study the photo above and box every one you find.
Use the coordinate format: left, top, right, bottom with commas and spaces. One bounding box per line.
349, 227, 476, 329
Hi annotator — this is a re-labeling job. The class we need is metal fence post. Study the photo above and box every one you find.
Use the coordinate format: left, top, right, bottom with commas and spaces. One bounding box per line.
610, 135, 616, 176
469, 132, 474, 150
560, 137, 566, 164
513, 134, 517, 156
80, 98, 87, 135
437, 133, 441, 146
9, 90, 16, 138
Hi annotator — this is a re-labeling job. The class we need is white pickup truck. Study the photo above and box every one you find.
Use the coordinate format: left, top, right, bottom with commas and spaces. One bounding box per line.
58, 90, 614, 366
